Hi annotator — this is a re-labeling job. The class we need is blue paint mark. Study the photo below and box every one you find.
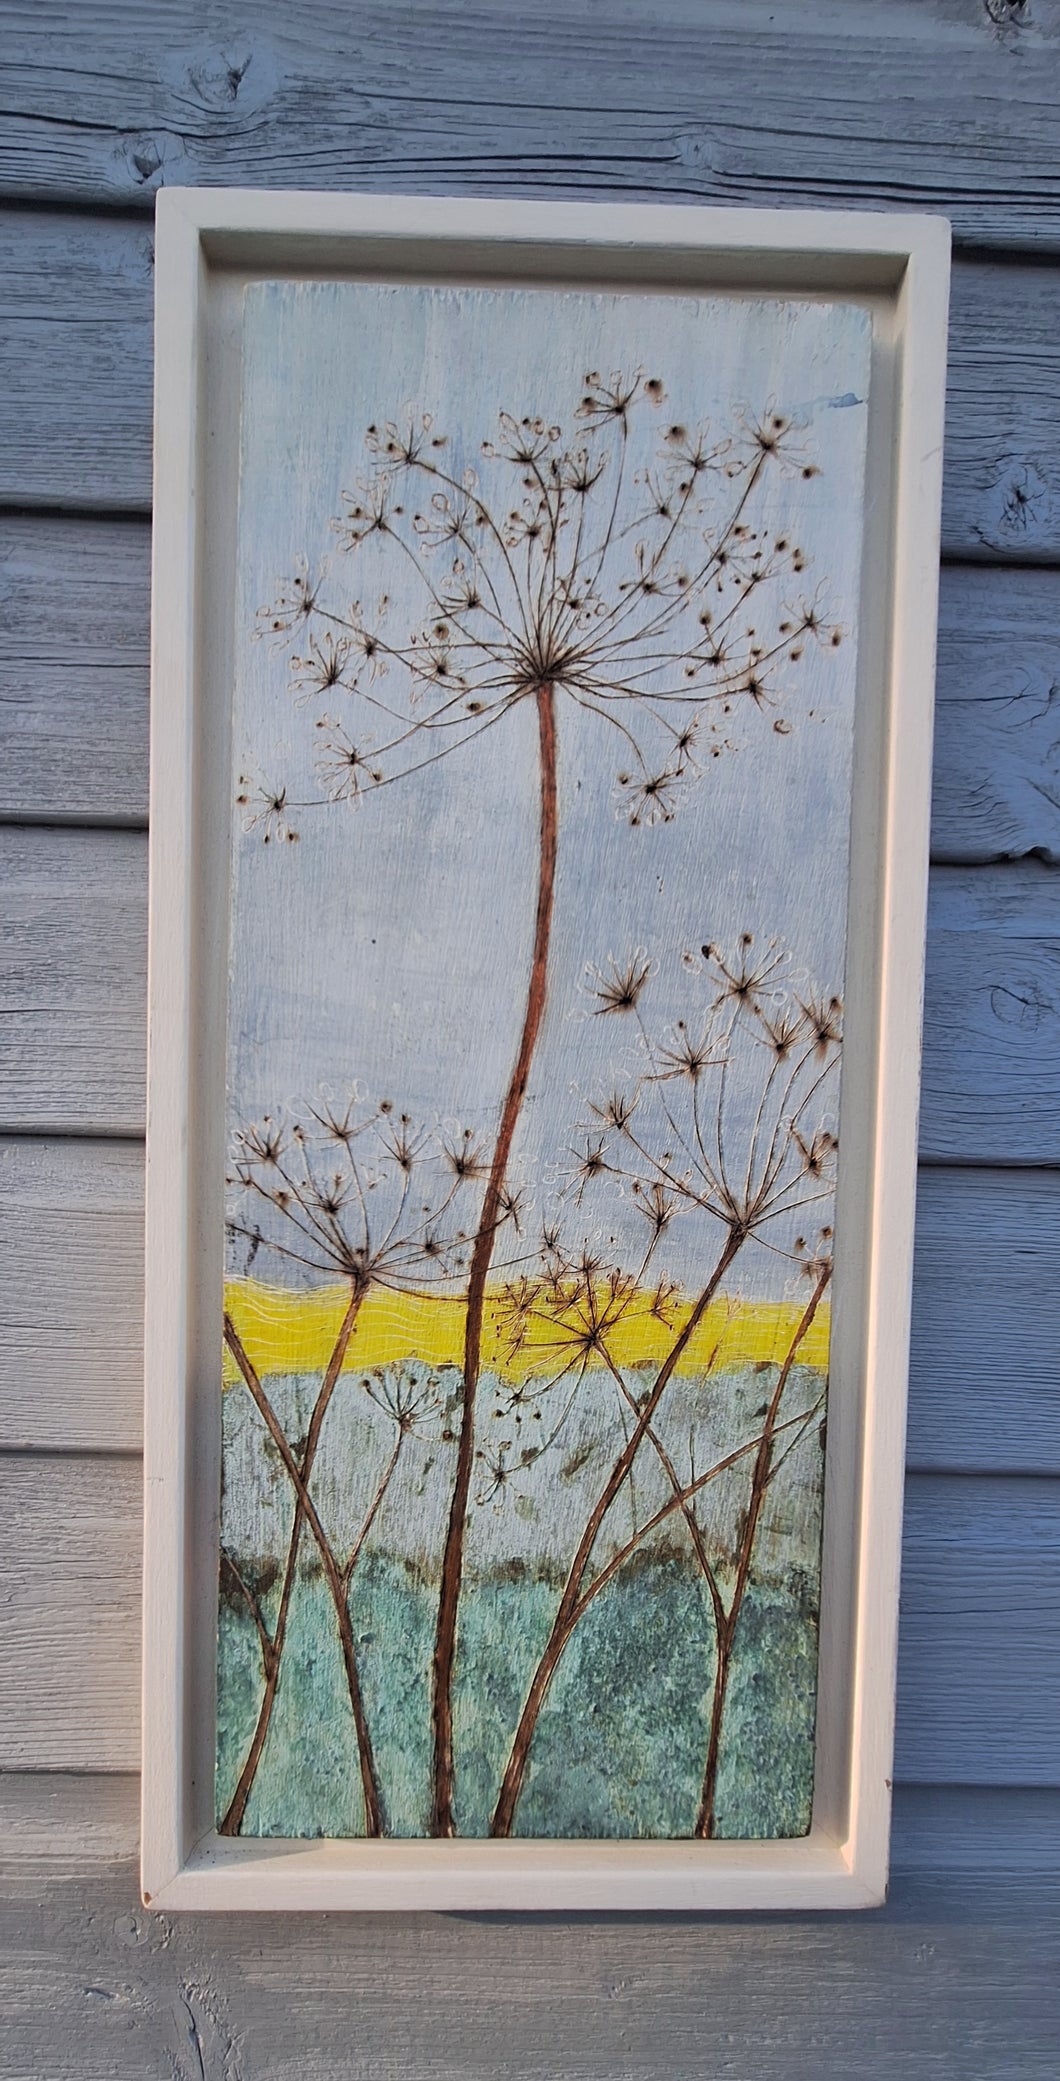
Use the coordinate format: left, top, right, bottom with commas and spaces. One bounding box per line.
795, 392, 865, 416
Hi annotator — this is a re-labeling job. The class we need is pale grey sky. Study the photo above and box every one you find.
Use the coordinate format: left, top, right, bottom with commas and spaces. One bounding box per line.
225, 281, 870, 1293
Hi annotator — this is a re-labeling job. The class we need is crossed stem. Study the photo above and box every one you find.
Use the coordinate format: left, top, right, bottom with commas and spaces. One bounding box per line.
695, 1263, 831, 1838
221, 1311, 388, 1837
490, 1221, 746, 1835
490, 1246, 827, 1836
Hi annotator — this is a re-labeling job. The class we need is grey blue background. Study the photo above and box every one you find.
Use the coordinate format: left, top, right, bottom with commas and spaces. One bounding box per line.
3, 3, 1058, 2072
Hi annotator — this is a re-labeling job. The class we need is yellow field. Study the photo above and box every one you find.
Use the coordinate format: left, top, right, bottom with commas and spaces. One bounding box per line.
223, 1277, 830, 1385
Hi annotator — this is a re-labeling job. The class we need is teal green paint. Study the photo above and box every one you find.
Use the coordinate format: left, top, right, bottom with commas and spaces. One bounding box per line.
217, 1362, 823, 1839
218, 1562, 818, 1838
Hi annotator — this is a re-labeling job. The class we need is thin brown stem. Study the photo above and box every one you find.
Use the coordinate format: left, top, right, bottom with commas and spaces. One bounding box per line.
220, 1549, 275, 1676
342, 1430, 403, 1590
220, 1288, 364, 1834
490, 1222, 745, 1837
694, 1263, 831, 1838
429, 680, 559, 1836
481, 1404, 813, 1841
600, 1347, 726, 1641
568, 1413, 809, 1617
221, 1311, 384, 1837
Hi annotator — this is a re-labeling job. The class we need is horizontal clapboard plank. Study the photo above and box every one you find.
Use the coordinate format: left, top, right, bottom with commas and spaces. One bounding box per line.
0, 1772, 144, 1876
0, 1455, 1055, 1783
3, 827, 1058, 1159
0, 513, 150, 825
920, 863, 1060, 1164
895, 1475, 1060, 1787
0, 1787, 1057, 2081
944, 261, 1060, 562
5, 522, 1059, 863
0, 825, 147, 1133
0, 211, 154, 512
4, 1775, 1058, 1885
0, 1455, 142, 1771
0, 1783, 1056, 2081
0, 206, 1058, 557
0, 1138, 144, 1449
907, 1169, 1060, 1475
931, 565, 1060, 867
890, 1784, 1060, 1876
15, 1775, 1057, 1881
1, 0, 1060, 254
3, 1136, 1056, 1474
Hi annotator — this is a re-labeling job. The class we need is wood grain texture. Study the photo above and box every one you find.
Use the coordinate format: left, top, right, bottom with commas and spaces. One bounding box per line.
0, 209, 153, 511
5, 1772, 1060, 1878
1, 1454, 1054, 1783
0, 202, 1057, 558
921, 863, 1060, 1165
944, 262, 1060, 562
3, 830, 1057, 1158
2, 1135, 1055, 1472
908, 1168, 1060, 1475
895, 1475, 1060, 1787
4, 523, 1058, 859
890, 1784, 1060, 1876
0, 1775, 1057, 2081
0, 513, 150, 824
1, 0, 1059, 253
932, 565, 1060, 866
0, 1137, 143, 1450
0, 0, 1055, 2051
0, 1455, 141, 1771
0, 825, 146, 1135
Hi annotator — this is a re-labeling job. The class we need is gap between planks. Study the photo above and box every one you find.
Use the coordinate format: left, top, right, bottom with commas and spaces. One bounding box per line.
0, 1459, 1055, 1782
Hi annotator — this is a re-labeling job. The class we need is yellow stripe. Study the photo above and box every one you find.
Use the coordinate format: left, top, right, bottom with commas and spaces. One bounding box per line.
223, 1277, 830, 1384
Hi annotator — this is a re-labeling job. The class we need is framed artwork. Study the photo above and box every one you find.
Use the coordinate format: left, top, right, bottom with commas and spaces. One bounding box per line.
143, 191, 949, 1911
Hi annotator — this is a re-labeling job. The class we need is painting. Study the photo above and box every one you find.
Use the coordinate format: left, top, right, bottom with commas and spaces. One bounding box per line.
215, 279, 871, 1844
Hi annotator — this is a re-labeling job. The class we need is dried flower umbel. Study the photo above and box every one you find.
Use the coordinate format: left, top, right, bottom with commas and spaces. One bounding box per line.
220, 1091, 504, 1836
488, 940, 840, 1835
243, 371, 842, 1833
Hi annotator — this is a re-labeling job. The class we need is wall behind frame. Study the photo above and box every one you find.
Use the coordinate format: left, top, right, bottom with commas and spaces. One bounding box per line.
0, 4, 1058, 2075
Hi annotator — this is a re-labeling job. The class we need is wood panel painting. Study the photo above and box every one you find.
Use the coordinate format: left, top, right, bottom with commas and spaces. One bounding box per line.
215, 280, 871, 1842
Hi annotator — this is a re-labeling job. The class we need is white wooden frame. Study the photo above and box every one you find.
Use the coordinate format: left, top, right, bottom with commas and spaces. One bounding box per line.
143, 189, 949, 1913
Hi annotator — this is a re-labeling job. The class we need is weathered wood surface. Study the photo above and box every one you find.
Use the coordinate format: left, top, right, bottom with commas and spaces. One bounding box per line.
0, 14, 1057, 2053
4, 522, 1059, 861
2, 0, 1060, 255
943, 261, 1060, 562
0, 825, 146, 1135
5, 1773, 1060, 1880
920, 863, 1060, 1165
0, 1775, 1057, 2081
890, 1784, 1060, 1875
0, 209, 153, 512
932, 565, 1060, 866
0, 1137, 144, 1450
4, 829, 1057, 1158
0, 1455, 142, 1771
907, 1167, 1060, 1475
0, 513, 150, 825
1, 1453, 1055, 1783
2, 1775, 1040, 1878
2, 204, 1060, 557
895, 1475, 1060, 1786
3, 1135, 1056, 1472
